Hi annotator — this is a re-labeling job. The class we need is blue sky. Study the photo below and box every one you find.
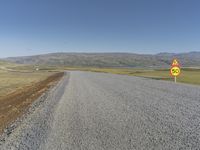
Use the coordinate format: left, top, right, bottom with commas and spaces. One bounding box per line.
0, 0, 200, 57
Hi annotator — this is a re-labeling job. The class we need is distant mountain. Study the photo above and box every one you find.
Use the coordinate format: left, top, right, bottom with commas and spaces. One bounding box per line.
155, 52, 200, 67
4, 52, 200, 68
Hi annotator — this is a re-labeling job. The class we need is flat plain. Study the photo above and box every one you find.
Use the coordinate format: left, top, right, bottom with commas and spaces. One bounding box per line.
64, 67, 200, 85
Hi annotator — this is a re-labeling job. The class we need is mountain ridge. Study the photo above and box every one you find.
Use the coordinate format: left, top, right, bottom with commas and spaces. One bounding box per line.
3, 52, 200, 68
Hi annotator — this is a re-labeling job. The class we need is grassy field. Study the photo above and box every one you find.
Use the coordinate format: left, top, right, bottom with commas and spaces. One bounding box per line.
64, 67, 200, 85
0, 69, 56, 98
0, 63, 64, 133
5, 64, 200, 86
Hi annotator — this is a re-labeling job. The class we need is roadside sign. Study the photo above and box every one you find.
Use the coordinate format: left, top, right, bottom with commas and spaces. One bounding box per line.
170, 66, 181, 77
170, 58, 181, 83
171, 59, 180, 67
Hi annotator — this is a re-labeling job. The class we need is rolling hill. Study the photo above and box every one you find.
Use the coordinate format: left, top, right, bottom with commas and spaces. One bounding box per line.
3, 52, 200, 68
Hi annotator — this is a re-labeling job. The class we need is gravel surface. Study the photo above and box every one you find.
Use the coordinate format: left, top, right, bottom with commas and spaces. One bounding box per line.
1, 71, 200, 150
0, 72, 69, 150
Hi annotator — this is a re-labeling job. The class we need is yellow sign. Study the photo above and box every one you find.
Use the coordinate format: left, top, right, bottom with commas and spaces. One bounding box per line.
170, 66, 181, 76
171, 59, 180, 66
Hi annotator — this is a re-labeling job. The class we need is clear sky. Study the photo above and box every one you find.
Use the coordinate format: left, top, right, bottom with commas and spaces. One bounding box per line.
0, 0, 200, 57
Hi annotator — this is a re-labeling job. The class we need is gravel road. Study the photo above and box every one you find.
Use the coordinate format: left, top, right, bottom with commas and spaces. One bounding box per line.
1, 71, 200, 150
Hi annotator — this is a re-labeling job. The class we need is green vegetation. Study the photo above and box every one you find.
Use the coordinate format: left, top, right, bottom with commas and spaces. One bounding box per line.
17, 65, 198, 85
1, 61, 199, 98
64, 67, 200, 85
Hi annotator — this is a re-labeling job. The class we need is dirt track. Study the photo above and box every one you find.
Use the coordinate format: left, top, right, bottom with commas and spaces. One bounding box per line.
0, 72, 64, 133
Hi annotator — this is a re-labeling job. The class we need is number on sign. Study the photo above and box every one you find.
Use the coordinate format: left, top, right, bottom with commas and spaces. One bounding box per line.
170, 66, 181, 76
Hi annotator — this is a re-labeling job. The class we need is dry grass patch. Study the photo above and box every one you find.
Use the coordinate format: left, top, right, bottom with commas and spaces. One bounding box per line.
0, 72, 64, 133
0, 70, 55, 98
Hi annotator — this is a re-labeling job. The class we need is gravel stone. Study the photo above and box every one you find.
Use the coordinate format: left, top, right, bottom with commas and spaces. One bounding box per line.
1, 71, 200, 150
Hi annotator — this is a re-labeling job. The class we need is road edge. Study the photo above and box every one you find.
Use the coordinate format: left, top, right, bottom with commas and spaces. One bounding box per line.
0, 72, 70, 149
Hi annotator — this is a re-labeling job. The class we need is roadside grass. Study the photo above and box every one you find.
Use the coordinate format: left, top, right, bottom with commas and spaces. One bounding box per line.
0, 63, 64, 133
6, 64, 200, 86
64, 67, 200, 85
0, 69, 57, 98
0, 71, 64, 133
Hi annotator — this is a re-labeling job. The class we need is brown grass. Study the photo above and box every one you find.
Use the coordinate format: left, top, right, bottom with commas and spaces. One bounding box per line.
0, 72, 64, 134
0, 70, 56, 98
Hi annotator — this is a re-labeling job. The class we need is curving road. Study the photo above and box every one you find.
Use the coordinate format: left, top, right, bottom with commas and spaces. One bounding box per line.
2, 71, 200, 149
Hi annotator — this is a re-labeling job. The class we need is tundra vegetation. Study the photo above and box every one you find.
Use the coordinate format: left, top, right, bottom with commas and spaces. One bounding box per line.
0, 62, 64, 133
0, 61, 199, 134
